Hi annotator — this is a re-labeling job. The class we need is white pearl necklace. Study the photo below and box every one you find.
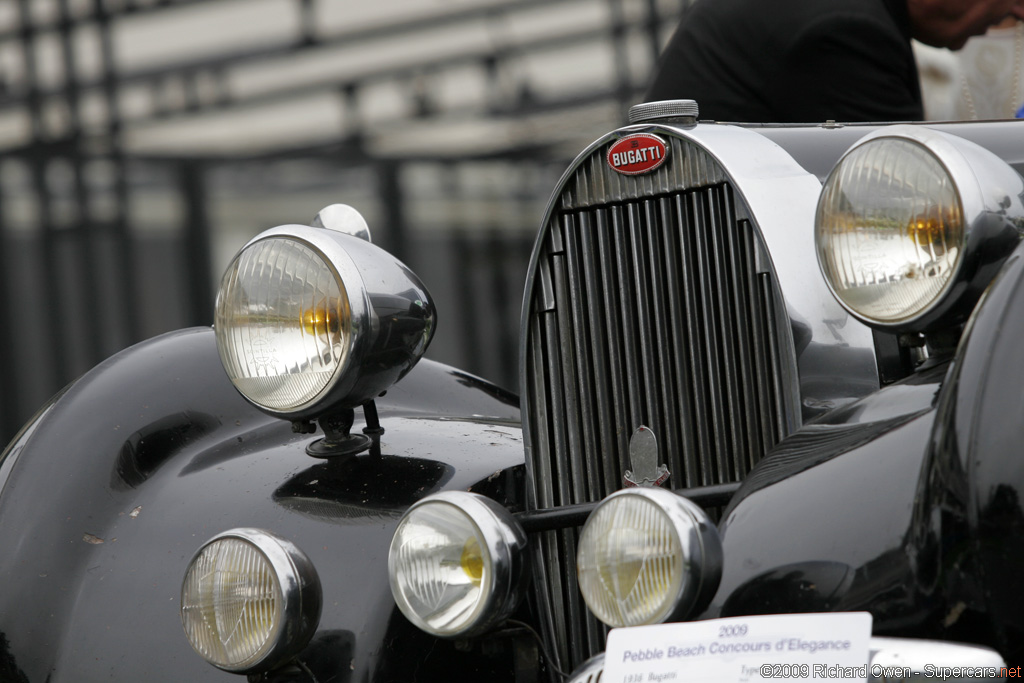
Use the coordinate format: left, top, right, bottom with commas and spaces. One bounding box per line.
960, 21, 1023, 120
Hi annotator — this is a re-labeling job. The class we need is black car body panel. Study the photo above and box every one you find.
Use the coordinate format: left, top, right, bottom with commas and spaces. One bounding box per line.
0, 328, 524, 681
3, 115, 1024, 681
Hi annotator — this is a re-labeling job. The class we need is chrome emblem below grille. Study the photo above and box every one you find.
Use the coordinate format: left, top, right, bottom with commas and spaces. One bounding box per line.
623, 425, 670, 488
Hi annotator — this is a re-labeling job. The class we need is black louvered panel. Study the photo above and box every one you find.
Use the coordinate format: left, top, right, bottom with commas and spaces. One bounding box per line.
525, 178, 796, 670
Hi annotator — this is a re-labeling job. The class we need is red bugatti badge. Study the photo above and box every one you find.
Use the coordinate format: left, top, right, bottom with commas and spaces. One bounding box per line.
607, 133, 669, 176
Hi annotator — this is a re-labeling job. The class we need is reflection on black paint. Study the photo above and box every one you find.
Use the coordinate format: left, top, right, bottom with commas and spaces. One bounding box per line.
722, 561, 855, 616
260, 631, 355, 683
0, 632, 29, 683
273, 453, 454, 522
114, 411, 221, 489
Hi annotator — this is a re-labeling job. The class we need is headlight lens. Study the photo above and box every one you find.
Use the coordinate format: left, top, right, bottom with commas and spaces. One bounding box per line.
181, 529, 321, 673
388, 492, 528, 638
216, 237, 352, 413
816, 136, 964, 326
577, 488, 721, 628
214, 211, 436, 421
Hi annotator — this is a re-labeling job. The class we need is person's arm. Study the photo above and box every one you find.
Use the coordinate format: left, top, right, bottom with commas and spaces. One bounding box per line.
776, 13, 924, 122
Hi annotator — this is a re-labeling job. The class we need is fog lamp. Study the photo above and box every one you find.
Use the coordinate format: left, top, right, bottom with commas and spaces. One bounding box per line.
388, 492, 528, 638
576, 488, 721, 628
181, 529, 321, 673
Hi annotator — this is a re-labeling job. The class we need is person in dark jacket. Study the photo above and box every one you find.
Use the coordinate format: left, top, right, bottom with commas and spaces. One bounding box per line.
644, 0, 1024, 123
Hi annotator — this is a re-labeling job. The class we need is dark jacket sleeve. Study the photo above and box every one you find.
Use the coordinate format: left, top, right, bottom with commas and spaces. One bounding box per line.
774, 13, 923, 122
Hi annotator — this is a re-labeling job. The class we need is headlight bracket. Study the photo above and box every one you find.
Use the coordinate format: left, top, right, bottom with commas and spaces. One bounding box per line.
299, 399, 384, 458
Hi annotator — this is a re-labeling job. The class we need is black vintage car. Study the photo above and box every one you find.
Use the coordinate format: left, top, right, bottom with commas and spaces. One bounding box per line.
1, 100, 1023, 682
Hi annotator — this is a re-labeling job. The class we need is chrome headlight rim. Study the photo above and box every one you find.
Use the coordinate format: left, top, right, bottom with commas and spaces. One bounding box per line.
815, 124, 1023, 332
180, 527, 322, 674
576, 487, 722, 628
214, 224, 373, 420
388, 491, 529, 639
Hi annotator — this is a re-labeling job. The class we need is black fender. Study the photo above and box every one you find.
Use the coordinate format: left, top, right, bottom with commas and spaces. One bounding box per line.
912, 241, 1024, 662
701, 241, 1024, 662
701, 363, 943, 633
0, 327, 525, 682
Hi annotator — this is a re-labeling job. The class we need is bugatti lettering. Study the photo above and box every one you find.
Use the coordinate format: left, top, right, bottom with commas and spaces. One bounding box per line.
611, 146, 661, 167
606, 133, 669, 175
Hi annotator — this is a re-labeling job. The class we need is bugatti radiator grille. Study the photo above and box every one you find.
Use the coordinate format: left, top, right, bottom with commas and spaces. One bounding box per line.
522, 135, 799, 669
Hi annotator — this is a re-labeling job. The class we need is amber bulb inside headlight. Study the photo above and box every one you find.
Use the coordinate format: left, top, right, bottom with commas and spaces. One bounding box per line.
300, 299, 342, 337
461, 537, 485, 585
388, 492, 529, 638
215, 237, 353, 413
389, 501, 493, 636
816, 137, 964, 325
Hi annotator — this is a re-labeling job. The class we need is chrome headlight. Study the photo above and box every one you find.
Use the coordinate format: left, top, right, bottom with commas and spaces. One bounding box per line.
816, 125, 1024, 331
388, 492, 529, 638
576, 488, 722, 628
181, 528, 321, 673
215, 207, 435, 419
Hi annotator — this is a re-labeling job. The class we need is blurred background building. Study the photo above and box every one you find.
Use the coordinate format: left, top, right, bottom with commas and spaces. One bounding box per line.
0, 0, 689, 443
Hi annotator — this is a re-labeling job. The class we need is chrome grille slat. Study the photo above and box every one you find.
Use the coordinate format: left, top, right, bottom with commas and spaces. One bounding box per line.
577, 214, 620, 497
740, 222, 776, 457
658, 196, 700, 487
626, 202, 662, 450
688, 190, 732, 483
707, 186, 746, 481
723, 213, 760, 475
611, 207, 645, 440
562, 220, 603, 502
594, 210, 632, 481
643, 198, 683, 485
524, 136, 798, 670
676, 193, 716, 485
763, 274, 788, 442
551, 254, 587, 504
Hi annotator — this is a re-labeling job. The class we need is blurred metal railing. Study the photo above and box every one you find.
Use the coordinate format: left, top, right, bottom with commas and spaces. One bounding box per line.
0, 0, 692, 443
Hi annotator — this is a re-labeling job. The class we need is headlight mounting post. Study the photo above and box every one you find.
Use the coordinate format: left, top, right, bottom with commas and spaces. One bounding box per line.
297, 399, 384, 458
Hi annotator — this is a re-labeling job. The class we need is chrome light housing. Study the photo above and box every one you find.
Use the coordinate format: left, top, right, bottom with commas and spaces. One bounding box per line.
576, 487, 722, 628
816, 125, 1024, 331
181, 528, 322, 673
388, 491, 529, 638
215, 207, 435, 419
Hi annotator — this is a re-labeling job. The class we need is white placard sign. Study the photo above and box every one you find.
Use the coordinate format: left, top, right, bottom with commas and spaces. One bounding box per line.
604, 612, 872, 683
